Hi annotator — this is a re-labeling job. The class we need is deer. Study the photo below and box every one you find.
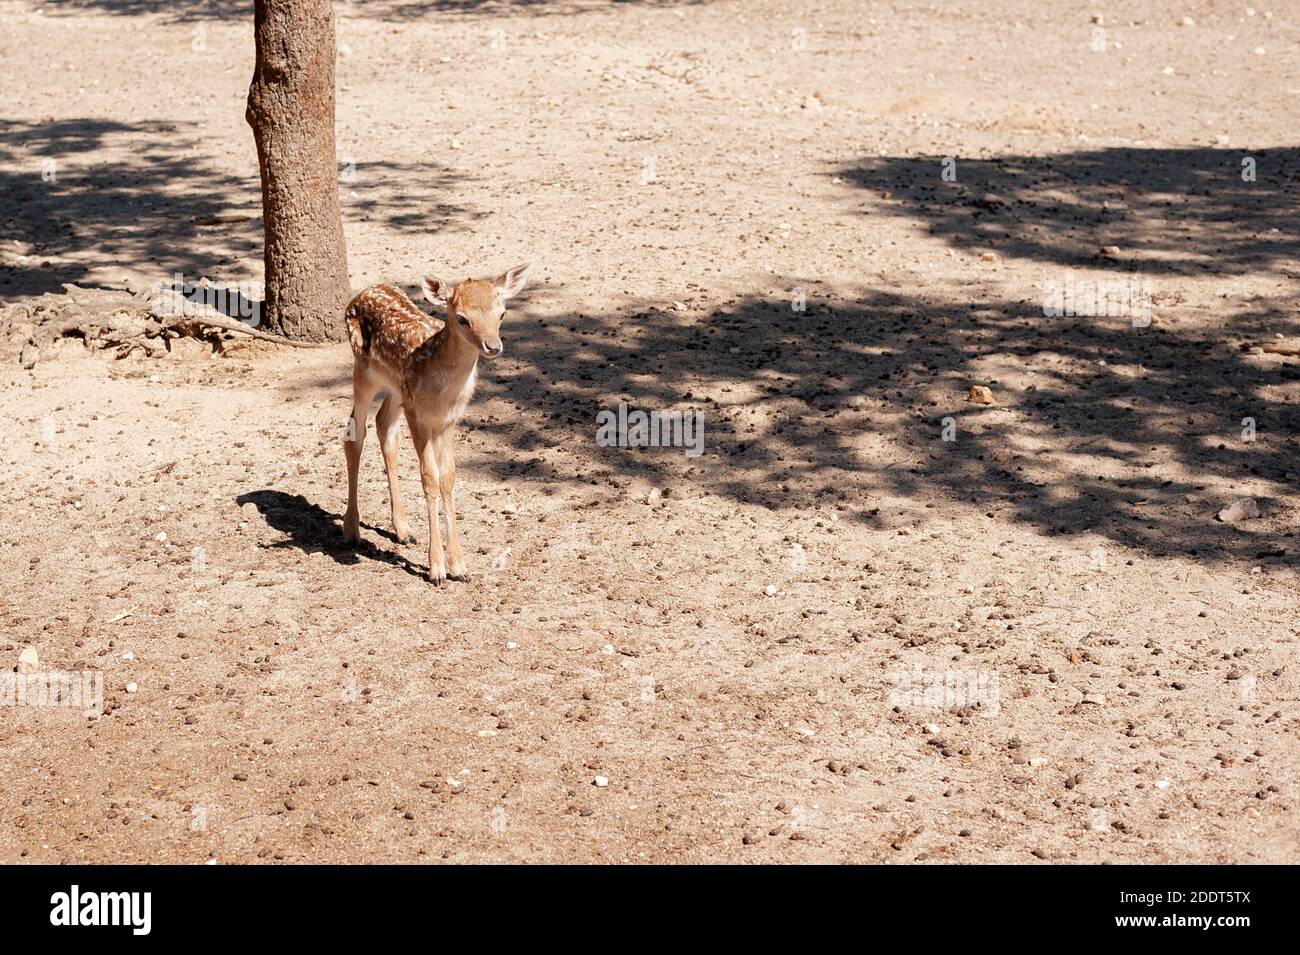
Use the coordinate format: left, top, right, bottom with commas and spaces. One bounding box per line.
341, 263, 534, 584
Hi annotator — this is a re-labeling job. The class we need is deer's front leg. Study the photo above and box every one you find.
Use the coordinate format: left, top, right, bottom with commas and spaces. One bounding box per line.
413, 423, 446, 585
436, 433, 468, 582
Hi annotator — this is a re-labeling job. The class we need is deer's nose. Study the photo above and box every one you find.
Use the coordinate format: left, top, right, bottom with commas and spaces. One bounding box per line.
483, 341, 503, 357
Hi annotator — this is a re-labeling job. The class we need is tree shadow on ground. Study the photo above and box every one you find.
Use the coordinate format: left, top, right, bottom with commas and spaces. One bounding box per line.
343, 160, 471, 236
463, 140, 1300, 566
38, 0, 708, 23
0, 119, 469, 300
352, 0, 711, 18
840, 147, 1300, 276
39, 0, 249, 20
474, 283, 1298, 566
0, 118, 260, 298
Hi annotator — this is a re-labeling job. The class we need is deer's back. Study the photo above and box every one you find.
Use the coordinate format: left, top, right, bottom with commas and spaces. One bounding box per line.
345, 284, 443, 376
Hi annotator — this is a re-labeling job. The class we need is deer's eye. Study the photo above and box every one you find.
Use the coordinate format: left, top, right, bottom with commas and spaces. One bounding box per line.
458, 316, 470, 326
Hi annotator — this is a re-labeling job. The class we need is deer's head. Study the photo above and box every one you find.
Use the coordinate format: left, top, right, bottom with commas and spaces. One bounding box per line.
422, 263, 534, 359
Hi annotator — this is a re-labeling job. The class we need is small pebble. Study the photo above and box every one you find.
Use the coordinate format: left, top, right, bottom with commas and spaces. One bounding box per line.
17, 647, 39, 675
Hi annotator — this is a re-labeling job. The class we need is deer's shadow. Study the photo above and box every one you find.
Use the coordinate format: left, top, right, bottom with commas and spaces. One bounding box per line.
236, 489, 427, 579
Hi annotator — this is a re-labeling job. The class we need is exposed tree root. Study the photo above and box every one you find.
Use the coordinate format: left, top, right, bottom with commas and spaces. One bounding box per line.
1255, 342, 1300, 357
3, 284, 332, 369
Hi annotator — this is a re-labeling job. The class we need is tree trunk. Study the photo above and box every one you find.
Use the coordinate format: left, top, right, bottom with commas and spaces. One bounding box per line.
246, 0, 350, 341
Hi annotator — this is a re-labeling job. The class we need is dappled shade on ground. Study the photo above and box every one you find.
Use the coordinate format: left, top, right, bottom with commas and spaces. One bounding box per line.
0, 118, 469, 299
842, 147, 1300, 276
468, 280, 1298, 566
37, 0, 706, 22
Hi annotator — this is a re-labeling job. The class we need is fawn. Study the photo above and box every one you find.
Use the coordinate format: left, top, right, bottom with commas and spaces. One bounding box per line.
342, 263, 534, 584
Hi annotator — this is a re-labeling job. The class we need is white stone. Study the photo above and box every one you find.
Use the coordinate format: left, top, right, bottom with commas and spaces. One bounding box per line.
1218, 498, 1260, 523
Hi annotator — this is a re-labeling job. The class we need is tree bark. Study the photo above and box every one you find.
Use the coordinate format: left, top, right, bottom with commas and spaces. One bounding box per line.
246, 0, 350, 341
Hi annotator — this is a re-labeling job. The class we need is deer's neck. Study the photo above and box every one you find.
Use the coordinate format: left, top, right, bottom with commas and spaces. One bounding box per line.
411, 323, 479, 389
443, 324, 481, 371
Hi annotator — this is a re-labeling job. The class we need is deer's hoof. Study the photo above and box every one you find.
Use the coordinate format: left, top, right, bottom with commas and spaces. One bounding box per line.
342, 517, 361, 543
394, 529, 416, 545
427, 568, 446, 586
448, 571, 472, 583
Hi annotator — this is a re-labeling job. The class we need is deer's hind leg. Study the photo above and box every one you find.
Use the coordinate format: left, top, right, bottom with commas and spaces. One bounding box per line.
376, 394, 414, 544
343, 366, 382, 543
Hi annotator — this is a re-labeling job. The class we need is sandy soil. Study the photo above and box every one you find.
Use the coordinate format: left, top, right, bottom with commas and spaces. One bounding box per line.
0, 0, 1297, 863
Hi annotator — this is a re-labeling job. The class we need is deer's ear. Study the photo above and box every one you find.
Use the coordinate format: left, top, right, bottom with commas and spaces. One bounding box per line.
421, 275, 447, 306
494, 262, 534, 301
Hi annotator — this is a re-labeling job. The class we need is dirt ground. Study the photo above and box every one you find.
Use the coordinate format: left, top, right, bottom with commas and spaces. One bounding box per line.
1, 0, 1298, 863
